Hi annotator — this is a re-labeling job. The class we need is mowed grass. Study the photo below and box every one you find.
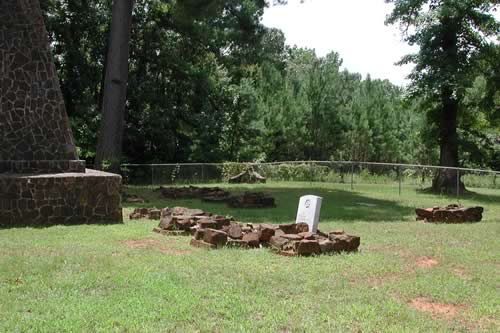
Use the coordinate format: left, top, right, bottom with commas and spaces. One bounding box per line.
1, 182, 499, 332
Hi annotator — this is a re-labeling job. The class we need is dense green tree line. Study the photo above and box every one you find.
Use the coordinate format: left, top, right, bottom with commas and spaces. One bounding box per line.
40, 0, 499, 173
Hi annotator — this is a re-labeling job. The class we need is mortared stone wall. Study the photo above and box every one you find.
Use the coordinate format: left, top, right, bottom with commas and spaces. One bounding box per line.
0, 0, 78, 162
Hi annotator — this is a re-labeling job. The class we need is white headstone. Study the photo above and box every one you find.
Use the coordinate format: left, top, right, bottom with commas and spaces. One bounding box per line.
295, 195, 322, 233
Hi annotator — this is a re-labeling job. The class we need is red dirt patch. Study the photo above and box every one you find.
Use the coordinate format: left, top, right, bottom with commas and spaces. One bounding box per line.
416, 256, 438, 268
122, 238, 191, 256
410, 297, 464, 320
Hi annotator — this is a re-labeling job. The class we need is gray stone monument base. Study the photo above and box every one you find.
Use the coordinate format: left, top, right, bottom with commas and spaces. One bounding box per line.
0, 169, 123, 227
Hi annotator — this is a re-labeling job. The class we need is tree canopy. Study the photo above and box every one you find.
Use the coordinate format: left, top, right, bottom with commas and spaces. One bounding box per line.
39, 0, 499, 174
386, 0, 499, 191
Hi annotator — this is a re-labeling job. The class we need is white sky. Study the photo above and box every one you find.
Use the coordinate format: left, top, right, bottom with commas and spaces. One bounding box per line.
262, 0, 418, 86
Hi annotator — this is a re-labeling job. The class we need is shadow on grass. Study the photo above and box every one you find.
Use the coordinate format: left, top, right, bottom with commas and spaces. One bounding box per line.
416, 187, 500, 205
126, 186, 413, 223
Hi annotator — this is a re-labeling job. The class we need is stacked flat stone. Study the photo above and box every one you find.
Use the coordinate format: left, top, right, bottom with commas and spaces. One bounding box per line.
189, 221, 361, 256
157, 186, 276, 208
159, 186, 231, 201
416, 204, 483, 223
226, 192, 276, 208
129, 207, 161, 220
152, 207, 232, 236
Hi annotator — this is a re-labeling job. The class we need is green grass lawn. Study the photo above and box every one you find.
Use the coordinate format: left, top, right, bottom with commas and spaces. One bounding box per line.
1, 182, 499, 332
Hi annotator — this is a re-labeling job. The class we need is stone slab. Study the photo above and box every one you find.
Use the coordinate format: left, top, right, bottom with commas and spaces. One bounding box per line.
296, 195, 322, 233
0, 169, 122, 227
0, 160, 86, 174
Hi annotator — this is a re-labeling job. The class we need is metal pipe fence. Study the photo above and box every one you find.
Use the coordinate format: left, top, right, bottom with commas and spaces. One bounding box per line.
118, 161, 500, 199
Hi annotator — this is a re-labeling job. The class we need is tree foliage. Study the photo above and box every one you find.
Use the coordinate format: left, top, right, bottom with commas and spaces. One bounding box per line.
39, 0, 498, 171
386, 0, 499, 191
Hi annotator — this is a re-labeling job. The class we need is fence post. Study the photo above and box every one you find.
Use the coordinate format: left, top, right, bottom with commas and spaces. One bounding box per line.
398, 166, 402, 197
456, 169, 460, 201
350, 162, 354, 191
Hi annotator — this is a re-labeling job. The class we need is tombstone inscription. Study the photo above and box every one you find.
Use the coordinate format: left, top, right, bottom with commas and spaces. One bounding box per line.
295, 195, 323, 233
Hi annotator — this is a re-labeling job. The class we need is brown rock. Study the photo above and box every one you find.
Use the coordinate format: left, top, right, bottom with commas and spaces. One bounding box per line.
269, 235, 289, 249
274, 229, 285, 237
295, 223, 310, 233
416, 205, 483, 223
161, 207, 172, 217
160, 230, 190, 236
227, 224, 243, 239
241, 226, 253, 233
173, 217, 192, 231
190, 226, 199, 235
318, 239, 335, 253
296, 240, 321, 256
279, 223, 309, 234
159, 215, 173, 230
258, 225, 276, 242
129, 207, 150, 220
148, 209, 161, 220
415, 208, 433, 221
316, 229, 329, 238
329, 233, 361, 252
203, 229, 228, 246
215, 216, 231, 229
185, 208, 208, 216
282, 234, 303, 241
226, 192, 275, 208
282, 240, 299, 252
172, 207, 189, 215
226, 239, 249, 248
242, 232, 261, 248
278, 224, 296, 234
194, 229, 205, 240
190, 238, 216, 249
298, 232, 316, 240
261, 223, 279, 230
198, 219, 218, 230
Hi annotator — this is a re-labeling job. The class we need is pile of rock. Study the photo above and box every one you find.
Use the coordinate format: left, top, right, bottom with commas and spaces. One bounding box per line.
227, 192, 276, 208
228, 169, 266, 184
269, 226, 360, 256
153, 207, 233, 236
123, 193, 146, 204
190, 221, 361, 256
416, 204, 483, 223
159, 186, 231, 201
129, 207, 161, 220
157, 186, 276, 209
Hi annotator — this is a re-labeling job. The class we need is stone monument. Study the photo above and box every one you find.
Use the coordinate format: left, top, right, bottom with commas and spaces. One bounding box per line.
0, 0, 122, 227
295, 195, 322, 233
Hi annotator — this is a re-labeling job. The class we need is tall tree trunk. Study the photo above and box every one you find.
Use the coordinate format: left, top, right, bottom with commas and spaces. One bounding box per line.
95, 0, 134, 172
431, 18, 465, 195
432, 86, 465, 194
